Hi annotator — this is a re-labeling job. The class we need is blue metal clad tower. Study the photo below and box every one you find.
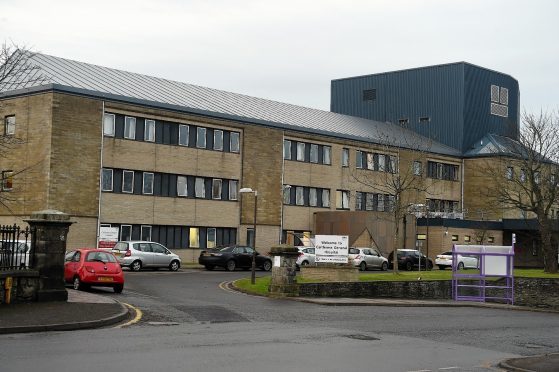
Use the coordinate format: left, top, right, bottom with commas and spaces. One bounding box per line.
330, 62, 519, 153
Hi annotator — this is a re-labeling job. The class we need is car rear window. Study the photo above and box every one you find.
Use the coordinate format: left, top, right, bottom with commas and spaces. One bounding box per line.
442, 251, 452, 255
113, 242, 128, 251
349, 248, 360, 254
86, 251, 117, 263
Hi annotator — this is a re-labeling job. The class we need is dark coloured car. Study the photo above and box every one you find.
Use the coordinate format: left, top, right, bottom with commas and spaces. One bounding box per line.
199, 246, 272, 271
387, 249, 433, 271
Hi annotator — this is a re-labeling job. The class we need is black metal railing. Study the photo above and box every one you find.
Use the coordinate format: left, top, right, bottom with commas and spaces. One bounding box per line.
0, 224, 33, 270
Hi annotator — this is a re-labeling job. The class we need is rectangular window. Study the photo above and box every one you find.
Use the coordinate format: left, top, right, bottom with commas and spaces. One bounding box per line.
212, 179, 222, 199
356, 150, 363, 169
336, 190, 349, 209
309, 188, 317, 207
144, 119, 155, 142
120, 225, 132, 241
207, 228, 217, 248
283, 140, 292, 160
488, 236, 495, 243
1, 170, 13, 191
229, 180, 238, 200
4, 115, 15, 136
197, 127, 206, 148
535, 171, 541, 184
520, 169, 526, 183
323, 146, 331, 165
377, 194, 385, 211
122, 170, 134, 193
230, 132, 240, 153
322, 189, 330, 208
342, 148, 349, 167
355, 191, 363, 210
283, 186, 291, 204
143, 172, 154, 194
101, 169, 113, 192
398, 118, 409, 126
452, 235, 459, 242
419, 116, 430, 123
103, 113, 115, 137
296, 142, 305, 161
195, 178, 205, 198
464, 235, 471, 243
141, 225, 152, 241
189, 227, 200, 248
296, 186, 304, 206
124, 116, 136, 139
389, 156, 397, 173
413, 161, 422, 176
310, 144, 319, 163
366, 193, 375, 211
378, 154, 386, 172
177, 176, 187, 196
179, 124, 189, 146
214, 130, 223, 151
367, 153, 374, 170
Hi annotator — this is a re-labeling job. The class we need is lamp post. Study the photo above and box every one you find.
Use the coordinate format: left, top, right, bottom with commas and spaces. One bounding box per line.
240, 187, 258, 284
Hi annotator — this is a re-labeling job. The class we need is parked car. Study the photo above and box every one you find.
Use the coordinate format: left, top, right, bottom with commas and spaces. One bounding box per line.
0, 240, 31, 269
349, 247, 388, 271
64, 249, 124, 293
199, 245, 272, 271
111, 241, 181, 272
435, 251, 479, 270
296, 247, 316, 268
387, 249, 433, 271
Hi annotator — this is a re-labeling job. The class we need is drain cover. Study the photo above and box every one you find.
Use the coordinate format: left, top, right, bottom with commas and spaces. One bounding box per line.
346, 334, 380, 341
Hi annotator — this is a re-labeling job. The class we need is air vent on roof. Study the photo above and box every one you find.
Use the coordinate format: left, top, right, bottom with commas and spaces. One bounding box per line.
363, 89, 377, 101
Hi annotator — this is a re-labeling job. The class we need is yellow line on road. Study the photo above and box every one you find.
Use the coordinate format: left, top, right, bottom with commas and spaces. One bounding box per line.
115, 302, 143, 328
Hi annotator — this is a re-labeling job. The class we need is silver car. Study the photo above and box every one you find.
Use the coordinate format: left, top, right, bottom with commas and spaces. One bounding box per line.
296, 247, 316, 268
349, 247, 388, 271
111, 241, 181, 272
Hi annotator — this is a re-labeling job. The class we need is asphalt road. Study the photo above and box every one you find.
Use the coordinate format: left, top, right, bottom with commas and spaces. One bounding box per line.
1, 268, 559, 372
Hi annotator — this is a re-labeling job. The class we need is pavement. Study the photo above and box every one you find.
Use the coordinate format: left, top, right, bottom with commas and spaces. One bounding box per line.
1, 288, 558, 371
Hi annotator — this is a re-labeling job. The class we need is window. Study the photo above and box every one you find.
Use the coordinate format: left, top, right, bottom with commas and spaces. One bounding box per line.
120, 225, 132, 241
398, 118, 409, 126
196, 127, 206, 148
377, 195, 384, 211
336, 190, 349, 209
366, 193, 375, 211
322, 189, 330, 207
506, 166, 514, 180
101, 169, 113, 191
296, 186, 304, 205
124, 116, 136, 139
195, 178, 205, 198
122, 170, 134, 193
1, 170, 13, 191
179, 125, 189, 146
389, 156, 398, 173
141, 226, 152, 241
356, 150, 363, 169
367, 153, 374, 170
296, 142, 305, 161
214, 130, 223, 151
229, 180, 238, 200
144, 119, 155, 142
283, 140, 292, 160
520, 169, 526, 183
355, 192, 363, 210
283, 186, 291, 204
323, 146, 331, 165
103, 113, 115, 136
212, 179, 222, 199
378, 154, 386, 172
451, 235, 459, 242
342, 148, 349, 167
488, 236, 495, 243
246, 229, 255, 247
177, 176, 187, 196
309, 188, 317, 207
427, 161, 459, 181
189, 227, 200, 248
4, 115, 15, 136
310, 144, 319, 163
535, 171, 541, 184
413, 161, 422, 176
464, 235, 471, 243
419, 116, 430, 123
363, 89, 376, 101
207, 228, 217, 248
143, 172, 154, 194
230, 132, 240, 153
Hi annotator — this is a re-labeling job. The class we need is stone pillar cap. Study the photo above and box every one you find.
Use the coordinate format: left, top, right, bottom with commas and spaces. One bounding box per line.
26, 210, 73, 223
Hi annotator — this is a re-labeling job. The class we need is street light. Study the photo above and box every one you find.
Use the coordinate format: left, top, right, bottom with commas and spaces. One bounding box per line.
240, 187, 258, 284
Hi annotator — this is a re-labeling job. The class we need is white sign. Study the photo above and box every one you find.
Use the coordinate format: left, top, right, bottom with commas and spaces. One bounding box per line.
314, 235, 349, 263
99, 226, 119, 248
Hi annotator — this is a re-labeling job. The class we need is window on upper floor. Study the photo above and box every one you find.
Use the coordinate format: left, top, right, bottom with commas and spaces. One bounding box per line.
283, 140, 291, 160
419, 116, 430, 123
534, 171, 541, 184
322, 189, 330, 208
413, 161, 422, 176
310, 144, 319, 163
427, 161, 459, 181
355, 191, 363, 210
230, 132, 240, 153
506, 166, 514, 180
103, 113, 115, 137
399, 118, 409, 126
179, 124, 189, 146
296, 142, 305, 161
229, 180, 238, 200
195, 177, 205, 198
145, 119, 155, 142
1, 170, 13, 191
143, 172, 154, 195
212, 179, 222, 200
101, 168, 113, 192
177, 176, 187, 197
122, 170, 134, 193
356, 150, 363, 169
4, 115, 15, 136
296, 186, 304, 206
214, 130, 223, 151
283, 186, 291, 204
520, 169, 526, 183
336, 190, 349, 210
323, 146, 331, 165
124, 116, 136, 139
309, 188, 318, 207
342, 148, 349, 167
197, 127, 206, 148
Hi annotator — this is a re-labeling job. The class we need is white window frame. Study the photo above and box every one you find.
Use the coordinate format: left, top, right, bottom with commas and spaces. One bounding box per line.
102, 168, 113, 192
229, 180, 238, 200
207, 228, 217, 249
196, 127, 206, 148
120, 225, 132, 241
143, 172, 154, 195
356, 150, 363, 169
212, 179, 222, 200
141, 225, 152, 241
322, 189, 330, 208
179, 124, 189, 146
323, 146, 331, 165
124, 116, 136, 140
230, 132, 240, 153
310, 144, 319, 163
336, 190, 349, 209
4, 115, 15, 136
413, 161, 422, 176
296, 186, 304, 206
309, 188, 317, 207
177, 176, 188, 197
296, 142, 305, 161
342, 148, 349, 167
213, 130, 223, 151
122, 170, 134, 193
195, 177, 205, 198
103, 113, 115, 137
144, 119, 155, 142
283, 140, 292, 160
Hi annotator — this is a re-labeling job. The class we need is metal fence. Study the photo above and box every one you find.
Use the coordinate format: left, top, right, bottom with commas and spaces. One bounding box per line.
0, 224, 34, 270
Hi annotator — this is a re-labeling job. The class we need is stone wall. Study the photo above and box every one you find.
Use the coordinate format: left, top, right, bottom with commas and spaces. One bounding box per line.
0, 271, 40, 304
300, 265, 359, 282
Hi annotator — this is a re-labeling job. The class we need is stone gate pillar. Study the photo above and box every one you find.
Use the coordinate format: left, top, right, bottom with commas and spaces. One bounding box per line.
25, 210, 74, 302
268, 245, 299, 297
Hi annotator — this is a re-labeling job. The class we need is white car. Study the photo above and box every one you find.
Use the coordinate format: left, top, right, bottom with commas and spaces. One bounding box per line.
435, 251, 478, 270
349, 247, 388, 271
0, 240, 31, 269
296, 247, 316, 268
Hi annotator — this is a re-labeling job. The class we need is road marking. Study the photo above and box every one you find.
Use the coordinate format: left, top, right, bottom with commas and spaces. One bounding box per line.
438, 368, 460, 370
115, 302, 143, 328
407, 370, 431, 372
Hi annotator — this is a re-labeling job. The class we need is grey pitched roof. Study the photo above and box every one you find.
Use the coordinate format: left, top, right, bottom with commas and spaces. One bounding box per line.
1, 52, 460, 156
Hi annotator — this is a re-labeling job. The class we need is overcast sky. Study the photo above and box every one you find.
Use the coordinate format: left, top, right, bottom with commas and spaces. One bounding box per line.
1, 0, 558, 113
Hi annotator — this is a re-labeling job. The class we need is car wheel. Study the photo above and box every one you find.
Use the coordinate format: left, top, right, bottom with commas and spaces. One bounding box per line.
427, 261, 433, 271
205, 265, 215, 271
301, 260, 309, 266
130, 260, 142, 272
405, 261, 413, 271
225, 260, 236, 271
438, 265, 446, 270
169, 260, 180, 272
262, 260, 272, 271
457, 262, 464, 270
113, 284, 123, 294
359, 261, 367, 271
381, 262, 388, 271
73, 276, 82, 291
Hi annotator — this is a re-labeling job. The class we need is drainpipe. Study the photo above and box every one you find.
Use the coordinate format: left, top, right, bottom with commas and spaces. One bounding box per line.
96, 101, 106, 248
461, 158, 465, 215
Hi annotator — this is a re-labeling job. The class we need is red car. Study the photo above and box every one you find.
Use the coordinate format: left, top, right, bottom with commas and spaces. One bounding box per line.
64, 249, 124, 293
